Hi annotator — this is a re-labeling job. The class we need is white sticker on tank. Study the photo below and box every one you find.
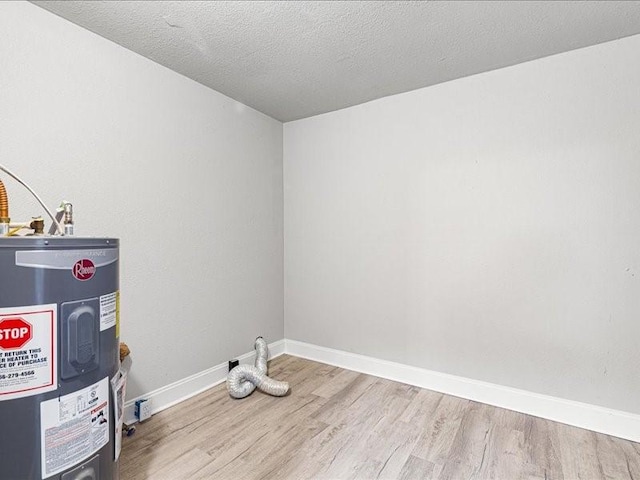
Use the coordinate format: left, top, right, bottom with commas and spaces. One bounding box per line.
99, 292, 117, 331
40, 377, 110, 479
0, 304, 57, 402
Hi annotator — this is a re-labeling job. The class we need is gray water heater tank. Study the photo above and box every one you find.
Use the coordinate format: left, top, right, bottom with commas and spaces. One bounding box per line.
0, 237, 119, 480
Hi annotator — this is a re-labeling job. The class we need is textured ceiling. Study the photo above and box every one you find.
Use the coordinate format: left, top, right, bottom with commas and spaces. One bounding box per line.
34, 1, 640, 122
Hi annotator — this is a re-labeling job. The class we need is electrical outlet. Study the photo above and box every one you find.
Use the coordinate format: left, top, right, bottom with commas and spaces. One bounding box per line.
135, 399, 152, 422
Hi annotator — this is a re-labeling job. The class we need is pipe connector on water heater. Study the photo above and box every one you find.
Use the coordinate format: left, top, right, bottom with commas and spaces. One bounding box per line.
30, 217, 45, 235
63, 202, 74, 236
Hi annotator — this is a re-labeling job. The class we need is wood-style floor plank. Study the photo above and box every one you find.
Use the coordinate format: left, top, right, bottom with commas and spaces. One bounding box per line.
121, 355, 639, 479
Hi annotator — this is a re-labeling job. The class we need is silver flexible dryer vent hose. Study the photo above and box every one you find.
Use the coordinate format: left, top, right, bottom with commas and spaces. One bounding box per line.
227, 337, 290, 399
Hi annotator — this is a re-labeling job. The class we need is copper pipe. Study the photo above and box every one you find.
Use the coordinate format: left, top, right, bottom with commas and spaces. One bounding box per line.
0, 179, 9, 222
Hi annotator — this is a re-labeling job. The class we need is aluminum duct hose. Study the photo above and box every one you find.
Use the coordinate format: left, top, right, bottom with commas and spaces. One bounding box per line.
227, 337, 290, 399
254, 336, 268, 375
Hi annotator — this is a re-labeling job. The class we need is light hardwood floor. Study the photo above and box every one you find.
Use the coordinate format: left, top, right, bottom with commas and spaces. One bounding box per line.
121, 355, 640, 479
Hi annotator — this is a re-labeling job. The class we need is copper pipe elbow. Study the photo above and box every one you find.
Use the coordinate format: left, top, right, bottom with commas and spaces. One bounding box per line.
0, 179, 9, 222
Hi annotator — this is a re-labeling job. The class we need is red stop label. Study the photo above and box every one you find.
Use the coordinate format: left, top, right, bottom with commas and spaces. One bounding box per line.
0, 317, 33, 350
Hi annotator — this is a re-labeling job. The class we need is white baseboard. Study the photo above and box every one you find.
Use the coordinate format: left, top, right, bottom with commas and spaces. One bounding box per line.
122, 338, 639, 443
285, 339, 640, 443
123, 339, 285, 425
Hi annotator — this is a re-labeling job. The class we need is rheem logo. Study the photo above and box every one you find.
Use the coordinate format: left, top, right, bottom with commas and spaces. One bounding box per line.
73, 259, 96, 281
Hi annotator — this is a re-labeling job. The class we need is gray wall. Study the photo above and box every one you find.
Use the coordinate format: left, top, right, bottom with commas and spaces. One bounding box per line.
1, 2, 284, 399
284, 34, 640, 414
4, 1, 639, 417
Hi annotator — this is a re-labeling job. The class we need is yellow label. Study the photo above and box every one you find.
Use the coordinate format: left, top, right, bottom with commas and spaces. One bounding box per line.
115, 291, 120, 338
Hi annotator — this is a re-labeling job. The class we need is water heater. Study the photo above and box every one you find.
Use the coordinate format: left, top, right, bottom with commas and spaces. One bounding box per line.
0, 238, 120, 479
0, 237, 120, 479
0, 164, 120, 480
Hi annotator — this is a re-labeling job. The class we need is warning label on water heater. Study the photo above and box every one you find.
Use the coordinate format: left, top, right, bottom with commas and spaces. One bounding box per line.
40, 377, 110, 478
99, 291, 118, 331
0, 304, 57, 401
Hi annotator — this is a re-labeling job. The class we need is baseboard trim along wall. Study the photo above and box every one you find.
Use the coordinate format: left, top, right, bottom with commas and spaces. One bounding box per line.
124, 338, 639, 443
123, 339, 285, 425
285, 339, 640, 443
